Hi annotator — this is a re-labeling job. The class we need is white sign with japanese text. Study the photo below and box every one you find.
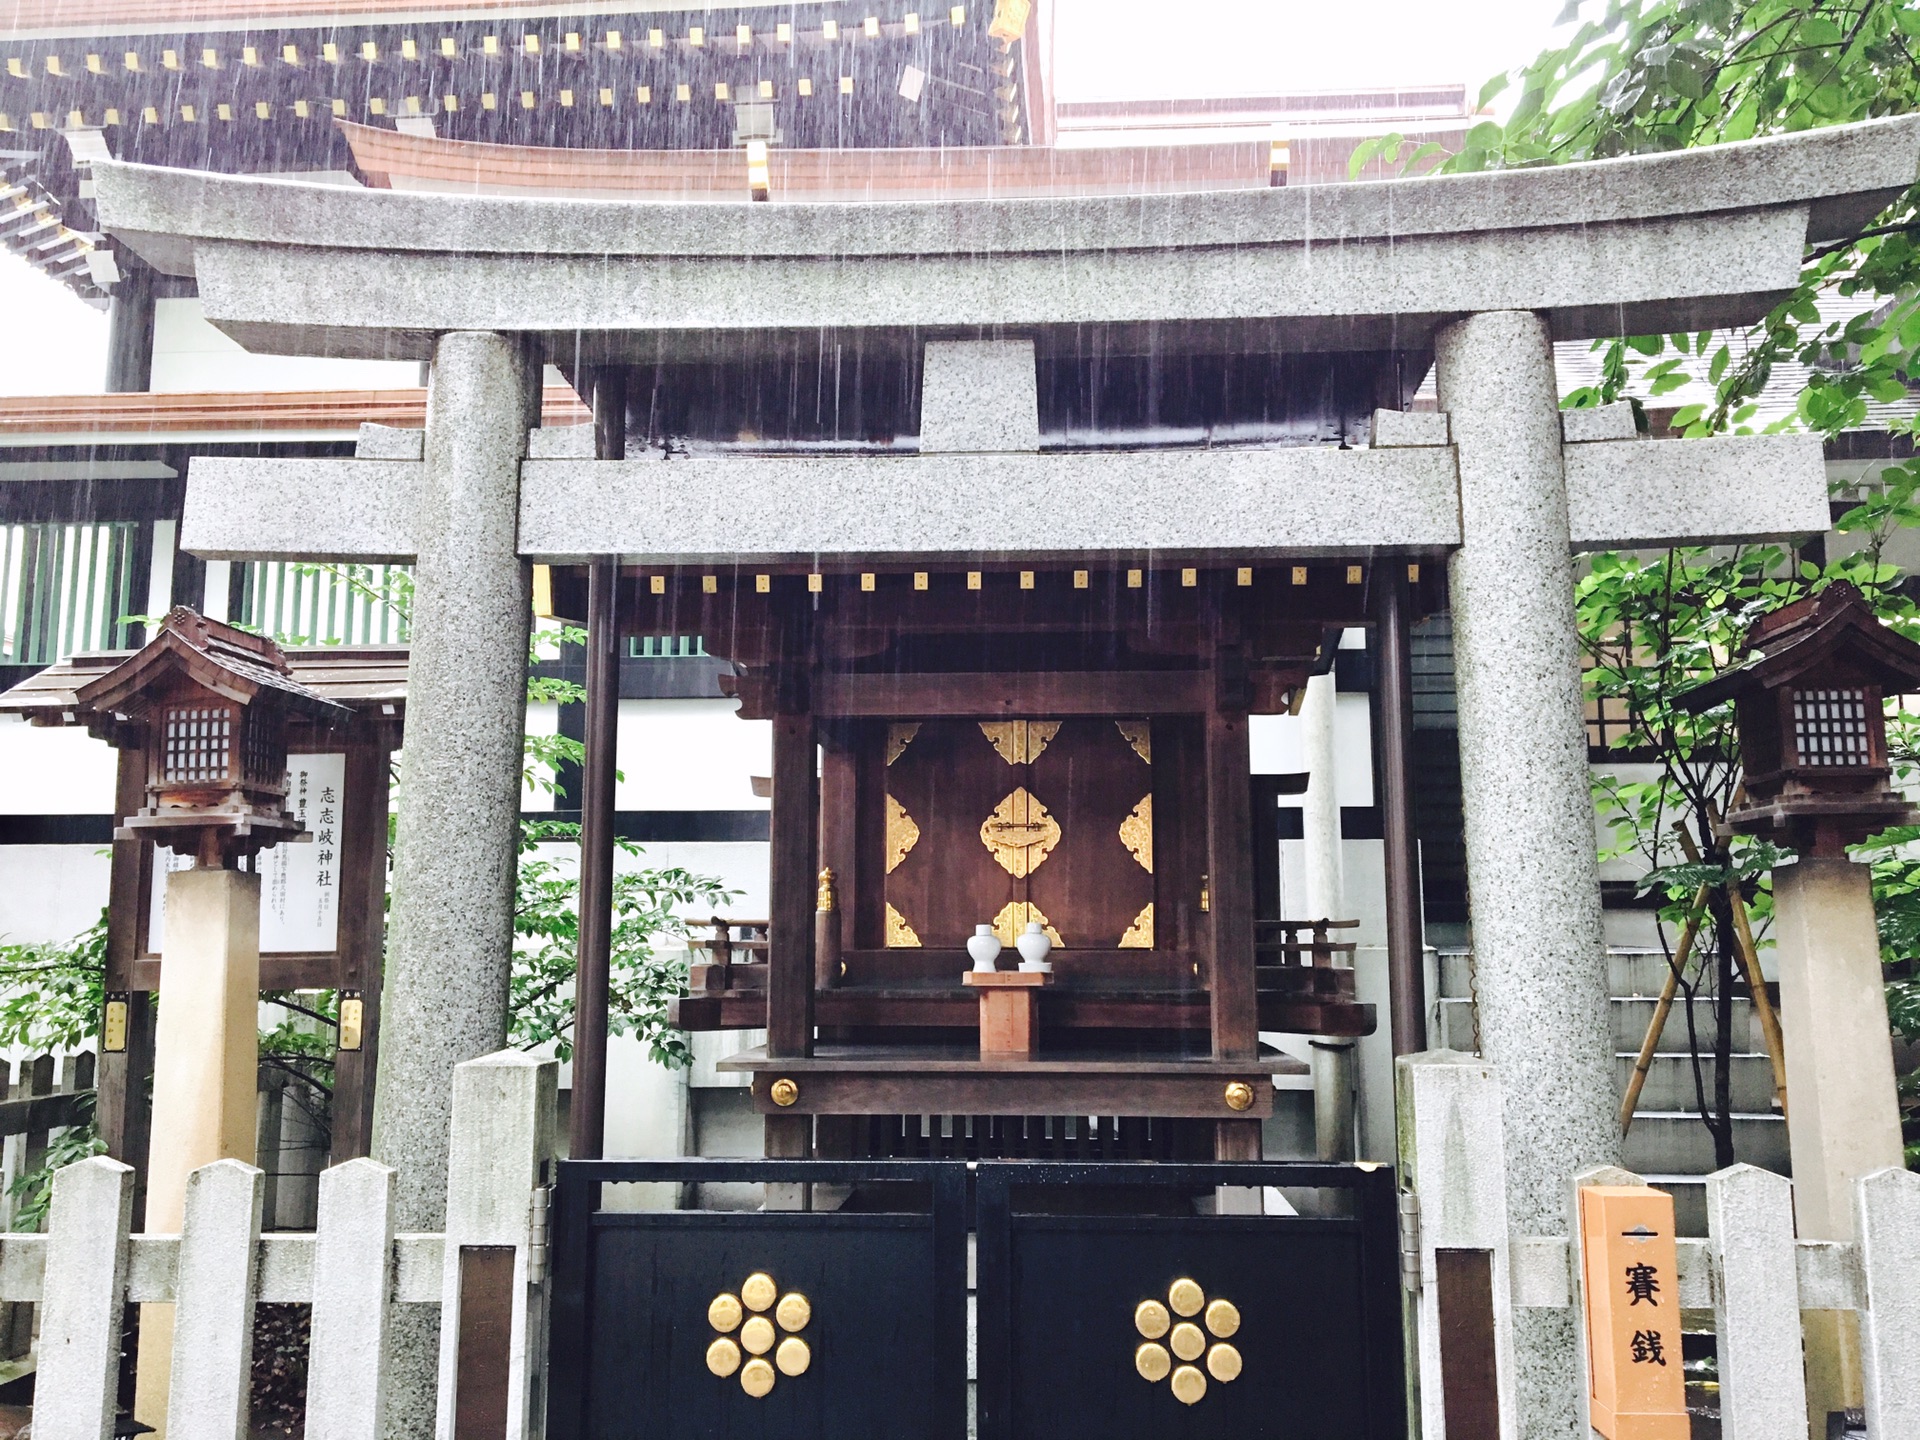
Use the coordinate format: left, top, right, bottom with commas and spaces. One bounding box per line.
148, 752, 346, 954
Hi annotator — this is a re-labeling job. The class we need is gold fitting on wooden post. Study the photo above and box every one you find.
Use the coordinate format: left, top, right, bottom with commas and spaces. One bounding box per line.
1223, 1081, 1254, 1112
816, 867, 836, 912
769, 1077, 799, 1107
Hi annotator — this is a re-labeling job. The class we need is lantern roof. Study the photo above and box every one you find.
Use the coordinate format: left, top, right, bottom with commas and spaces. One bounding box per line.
1678, 582, 1920, 712
69, 605, 352, 727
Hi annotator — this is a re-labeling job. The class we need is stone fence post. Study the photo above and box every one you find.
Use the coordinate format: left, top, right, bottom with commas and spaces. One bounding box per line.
167, 1158, 264, 1440
1704, 1165, 1805, 1440
306, 1158, 397, 1440
33, 1156, 133, 1440
1396, 1050, 1519, 1440
1856, 1166, 1920, 1435
434, 1049, 557, 1440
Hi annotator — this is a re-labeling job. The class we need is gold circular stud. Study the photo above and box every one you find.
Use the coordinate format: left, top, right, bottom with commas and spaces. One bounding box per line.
1206, 1343, 1242, 1383
769, 1077, 799, 1107
1204, 1298, 1240, 1338
741, 1315, 775, 1355
775, 1292, 811, 1332
705, 1336, 741, 1378
708, 1293, 743, 1333
775, 1336, 811, 1377
1170, 1364, 1207, 1406
1170, 1321, 1205, 1362
1224, 1081, 1255, 1112
1134, 1299, 1171, 1339
1135, 1342, 1171, 1383
740, 1356, 776, 1398
741, 1273, 777, 1312
1168, 1278, 1204, 1317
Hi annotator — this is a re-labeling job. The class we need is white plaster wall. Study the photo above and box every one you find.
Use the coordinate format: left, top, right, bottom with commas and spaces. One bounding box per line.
1250, 693, 1375, 803
0, 722, 116, 812
615, 698, 770, 811
150, 297, 419, 393
0, 845, 110, 945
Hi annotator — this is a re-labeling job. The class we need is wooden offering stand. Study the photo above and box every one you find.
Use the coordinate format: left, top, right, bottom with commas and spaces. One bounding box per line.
962, 969, 1053, 1057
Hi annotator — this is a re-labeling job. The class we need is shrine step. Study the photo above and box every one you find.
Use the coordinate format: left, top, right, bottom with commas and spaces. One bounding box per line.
1613, 1051, 1777, 1115
1435, 949, 1770, 1002
1622, 1110, 1789, 1177
1611, 995, 1757, 1053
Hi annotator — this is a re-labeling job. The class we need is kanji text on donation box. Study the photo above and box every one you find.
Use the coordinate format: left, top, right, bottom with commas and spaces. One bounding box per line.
1580, 1185, 1687, 1440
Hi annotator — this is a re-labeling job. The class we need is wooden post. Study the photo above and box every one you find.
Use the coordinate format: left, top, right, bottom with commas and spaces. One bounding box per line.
767, 699, 818, 1059
568, 559, 620, 1160
99, 745, 154, 1219
818, 724, 860, 986
1205, 659, 1258, 1066
330, 732, 392, 1164
1373, 568, 1427, 1056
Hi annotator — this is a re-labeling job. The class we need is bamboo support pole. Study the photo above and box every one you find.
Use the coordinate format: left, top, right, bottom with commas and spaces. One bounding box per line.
1726, 888, 1789, 1121
1620, 882, 1712, 1138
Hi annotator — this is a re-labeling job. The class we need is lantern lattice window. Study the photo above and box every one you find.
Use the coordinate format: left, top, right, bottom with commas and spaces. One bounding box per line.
163, 704, 234, 784
1791, 688, 1871, 767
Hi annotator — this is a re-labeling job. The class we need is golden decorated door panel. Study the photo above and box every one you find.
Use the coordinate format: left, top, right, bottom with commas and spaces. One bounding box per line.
883, 718, 1154, 949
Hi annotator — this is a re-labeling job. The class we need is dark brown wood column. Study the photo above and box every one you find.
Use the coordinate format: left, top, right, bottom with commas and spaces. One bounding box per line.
1374, 568, 1428, 1056
1206, 650, 1258, 1065
330, 730, 394, 1162
767, 701, 818, 1058
567, 367, 625, 1160
98, 744, 153, 1222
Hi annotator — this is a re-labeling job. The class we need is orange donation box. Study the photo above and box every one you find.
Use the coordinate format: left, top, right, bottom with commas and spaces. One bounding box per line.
1580, 1184, 1688, 1440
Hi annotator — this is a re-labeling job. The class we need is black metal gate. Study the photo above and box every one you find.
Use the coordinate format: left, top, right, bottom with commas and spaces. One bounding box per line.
975, 1160, 1406, 1440
547, 1158, 1403, 1440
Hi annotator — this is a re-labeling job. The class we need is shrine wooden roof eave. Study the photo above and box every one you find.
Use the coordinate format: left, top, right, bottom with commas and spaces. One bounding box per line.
0, 644, 410, 729
93, 115, 1920, 361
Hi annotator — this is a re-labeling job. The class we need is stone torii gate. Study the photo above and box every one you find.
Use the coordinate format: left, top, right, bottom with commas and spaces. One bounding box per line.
96, 113, 1920, 1437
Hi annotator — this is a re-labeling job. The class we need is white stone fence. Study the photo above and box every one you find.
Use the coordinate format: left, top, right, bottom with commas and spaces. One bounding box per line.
1399, 1051, 1920, 1440
16, 1048, 555, 1440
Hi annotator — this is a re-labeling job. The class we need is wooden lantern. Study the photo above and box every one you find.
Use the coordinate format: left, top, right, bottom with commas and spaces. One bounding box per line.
74, 606, 351, 866
1680, 582, 1920, 855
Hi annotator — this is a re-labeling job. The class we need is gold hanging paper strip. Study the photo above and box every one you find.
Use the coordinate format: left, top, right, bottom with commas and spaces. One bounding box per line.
979, 719, 1060, 766
1120, 795, 1153, 873
1118, 903, 1155, 949
991, 900, 1062, 948
884, 903, 922, 948
980, 787, 1060, 877
886, 722, 921, 765
885, 795, 921, 874
1116, 720, 1152, 765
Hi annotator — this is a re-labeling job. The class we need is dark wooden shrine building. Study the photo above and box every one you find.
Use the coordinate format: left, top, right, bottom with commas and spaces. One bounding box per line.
557, 556, 1440, 1163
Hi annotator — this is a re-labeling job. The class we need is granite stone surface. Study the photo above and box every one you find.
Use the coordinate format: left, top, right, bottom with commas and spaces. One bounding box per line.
1369, 409, 1450, 447
97, 114, 1920, 263
1397, 1052, 1519, 1440
371, 331, 536, 1238
184, 457, 419, 561
1558, 403, 1638, 444
35, 1157, 133, 1440
919, 339, 1040, 452
1438, 310, 1619, 1439
1856, 1166, 1920, 1436
356, 422, 425, 460
516, 446, 1463, 561
1704, 1165, 1807, 1440
1565, 433, 1828, 549
306, 1159, 396, 1440
166, 1160, 264, 1440
173, 209, 1812, 362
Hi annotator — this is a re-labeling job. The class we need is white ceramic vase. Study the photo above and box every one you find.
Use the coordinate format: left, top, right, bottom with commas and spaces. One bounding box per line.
1016, 921, 1053, 973
966, 924, 1003, 972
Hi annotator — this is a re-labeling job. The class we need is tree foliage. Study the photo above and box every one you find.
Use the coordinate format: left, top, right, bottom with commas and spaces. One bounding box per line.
1355, 0, 1920, 439
512, 820, 736, 1068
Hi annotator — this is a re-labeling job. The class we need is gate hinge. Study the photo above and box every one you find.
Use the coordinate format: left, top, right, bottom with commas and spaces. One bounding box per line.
528, 1183, 553, 1286
1398, 1190, 1422, 1293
